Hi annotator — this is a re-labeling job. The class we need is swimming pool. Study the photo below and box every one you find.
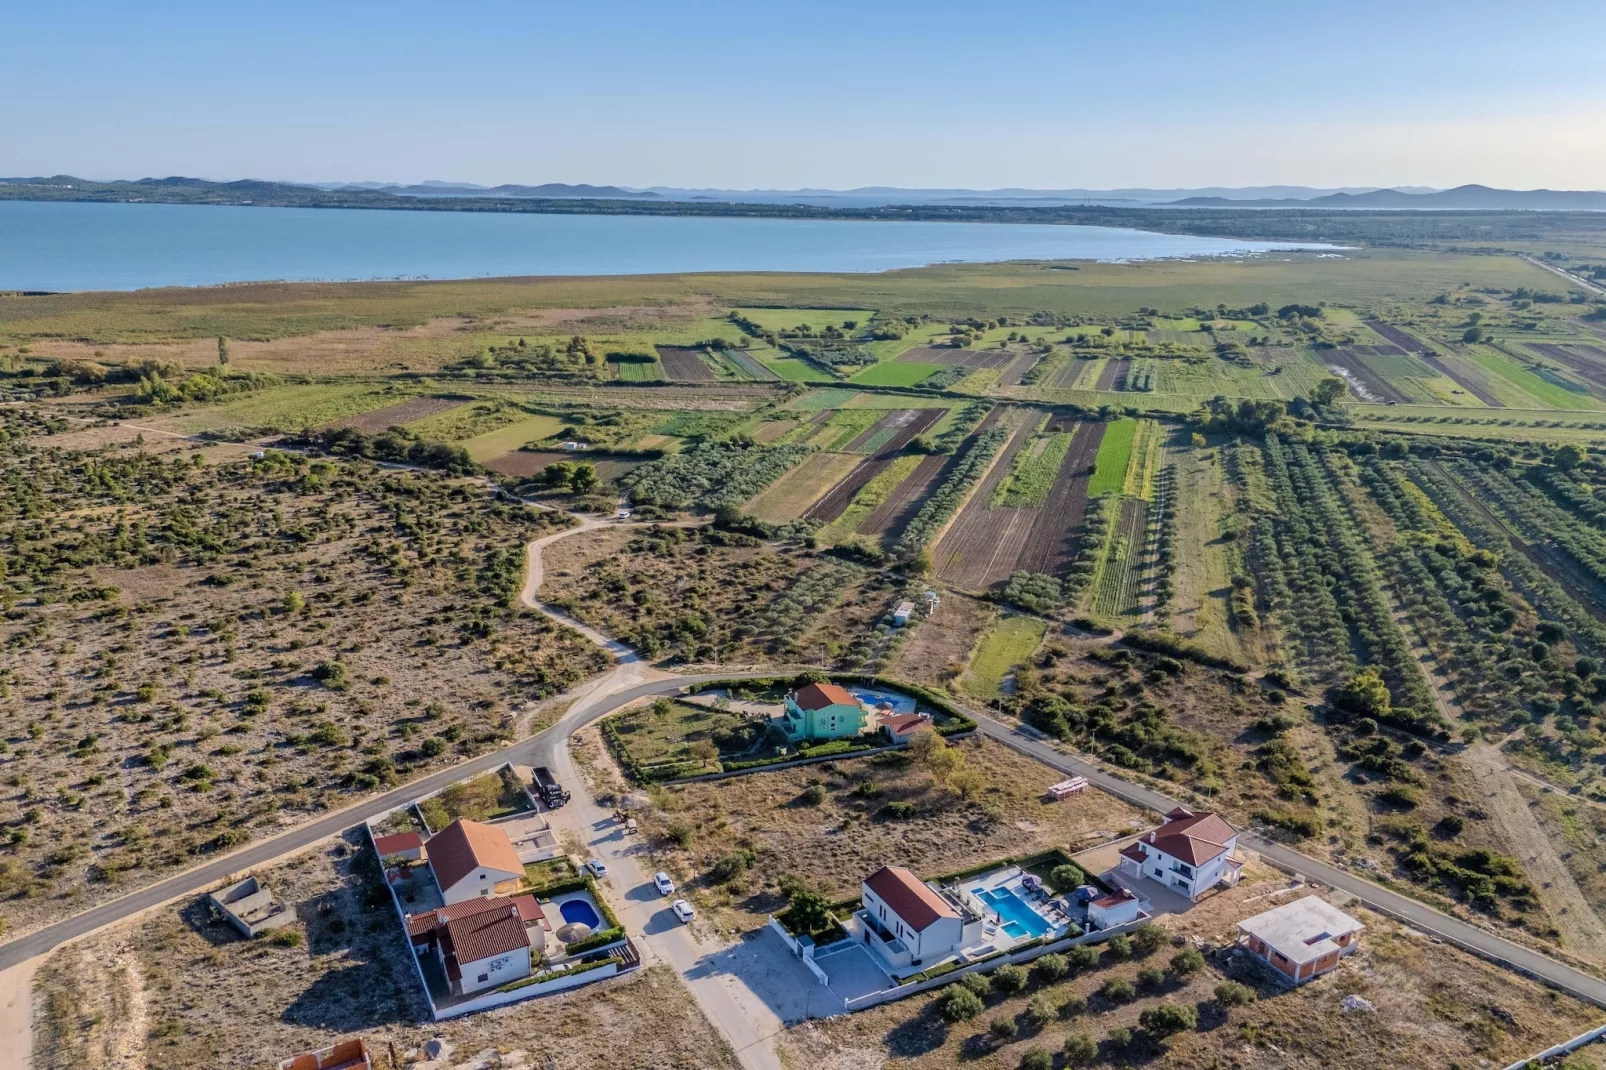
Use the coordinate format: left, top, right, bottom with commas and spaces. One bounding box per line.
559, 898, 602, 929
978, 886, 1052, 941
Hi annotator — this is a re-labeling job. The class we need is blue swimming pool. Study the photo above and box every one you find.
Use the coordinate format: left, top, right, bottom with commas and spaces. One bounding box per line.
978, 886, 1053, 941
559, 898, 602, 929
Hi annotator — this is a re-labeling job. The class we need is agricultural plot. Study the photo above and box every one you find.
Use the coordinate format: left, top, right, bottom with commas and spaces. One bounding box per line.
817, 453, 926, 542
1461, 347, 1603, 410
1095, 356, 1131, 390
933, 411, 1105, 588
992, 424, 1073, 508
897, 344, 1020, 370
1089, 496, 1151, 620
732, 307, 871, 334
809, 408, 882, 451
961, 615, 1047, 698
653, 345, 719, 383
746, 451, 865, 522
164, 383, 401, 434
859, 451, 954, 540
1365, 318, 1502, 405
847, 360, 943, 387
995, 348, 1043, 386
721, 347, 782, 381
458, 413, 568, 462
746, 344, 835, 383
324, 394, 461, 432
609, 354, 664, 382
1087, 417, 1137, 497
1322, 346, 1411, 403
1526, 343, 1606, 399
1052, 357, 1102, 390
483, 448, 644, 482
802, 409, 944, 523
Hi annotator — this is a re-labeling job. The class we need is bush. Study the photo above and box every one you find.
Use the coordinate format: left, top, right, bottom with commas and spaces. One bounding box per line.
960, 972, 992, 997
1170, 947, 1206, 976
1048, 863, 1086, 893
1103, 933, 1131, 961
1136, 966, 1165, 990
1106, 1026, 1132, 1049
799, 783, 827, 805
1060, 993, 1088, 1017
1063, 1033, 1098, 1066
1067, 945, 1099, 972
989, 1017, 1019, 1042
709, 850, 753, 884
1139, 1002, 1197, 1038
1214, 981, 1256, 1008
939, 983, 984, 1022
1099, 977, 1135, 1003
881, 801, 918, 820
1018, 1050, 1052, 1070
1131, 921, 1166, 955
992, 963, 1028, 995
267, 927, 304, 948
1031, 953, 1068, 984
1025, 993, 1058, 1028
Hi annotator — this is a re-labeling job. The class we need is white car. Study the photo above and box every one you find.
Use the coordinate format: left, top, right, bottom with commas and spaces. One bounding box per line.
653, 871, 675, 896
586, 859, 608, 877
671, 899, 695, 924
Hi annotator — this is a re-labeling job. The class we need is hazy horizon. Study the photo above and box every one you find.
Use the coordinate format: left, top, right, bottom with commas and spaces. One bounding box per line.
6, 0, 1603, 192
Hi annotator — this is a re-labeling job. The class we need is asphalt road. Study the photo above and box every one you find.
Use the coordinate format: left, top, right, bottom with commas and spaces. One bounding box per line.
971, 709, 1606, 1009
0, 670, 767, 971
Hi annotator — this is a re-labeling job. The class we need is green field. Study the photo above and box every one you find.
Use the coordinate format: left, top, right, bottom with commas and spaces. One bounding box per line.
1088, 417, 1137, 497
459, 414, 568, 461
993, 429, 1074, 508
819, 454, 925, 542
610, 356, 664, 382
848, 361, 944, 387
745, 344, 835, 383
810, 409, 882, 451
733, 307, 873, 334
1461, 348, 1602, 410
165, 384, 401, 433
963, 615, 1047, 699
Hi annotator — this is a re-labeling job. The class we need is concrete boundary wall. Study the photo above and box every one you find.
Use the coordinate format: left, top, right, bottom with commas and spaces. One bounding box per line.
768, 916, 829, 986
1500, 1021, 1606, 1070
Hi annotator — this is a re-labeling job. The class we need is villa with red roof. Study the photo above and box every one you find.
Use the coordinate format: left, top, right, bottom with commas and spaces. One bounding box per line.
1117, 807, 1244, 898
405, 894, 543, 997
426, 818, 526, 905
782, 681, 869, 741
859, 865, 983, 971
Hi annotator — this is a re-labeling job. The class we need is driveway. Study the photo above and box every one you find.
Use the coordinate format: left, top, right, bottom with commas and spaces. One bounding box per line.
813, 939, 889, 1004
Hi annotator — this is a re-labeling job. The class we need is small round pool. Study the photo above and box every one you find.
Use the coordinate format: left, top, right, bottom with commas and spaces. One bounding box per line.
559, 898, 602, 928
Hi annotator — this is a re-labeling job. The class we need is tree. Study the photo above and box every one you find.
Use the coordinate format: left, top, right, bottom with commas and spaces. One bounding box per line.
905, 724, 944, 764
689, 739, 719, 766
568, 462, 599, 495
1098, 977, 1134, 1002
1214, 981, 1256, 1008
1049, 864, 1086, 894
1018, 1050, 1052, 1070
542, 462, 575, 488
282, 590, 305, 614
939, 983, 984, 1022
1030, 953, 1067, 984
1170, 947, 1205, 976
1463, 326, 1484, 343
1139, 1002, 1197, 1038
1131, 921, 1166, 954
217, 336, 230, 366
1335, 666, 1390, 718
1311, 376, 1347, 406
988, 1017, 1018, 1042
1103, 933, 1131, 961
1062, 1034, 1098, 1066
786, 889, 831, 933
992, 963, 1027, 995
1552, 444, 1584, 472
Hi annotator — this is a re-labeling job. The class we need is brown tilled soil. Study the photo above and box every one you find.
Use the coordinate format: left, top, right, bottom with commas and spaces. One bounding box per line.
324, 394, 464, 432
1362, 318, 1505, 405
1323, 348, 1409, 404
861, 452, 952, 540
1015, 420, 1104, 575
654, 345, 719, 383
777, 871, 1606, 1070
31, 835, 738, 1070
806, 409, 944, 523
932, 410, 1040, 589
1094, 356, 1130, 391
752, 418, 799, 443
1053, 357, 1099, 390
483, 449, 645, 481
898, 345, 1018, 369
996, 350, 1042, 386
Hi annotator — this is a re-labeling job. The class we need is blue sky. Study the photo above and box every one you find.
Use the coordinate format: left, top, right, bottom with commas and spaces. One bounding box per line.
5, 0, 1603, 189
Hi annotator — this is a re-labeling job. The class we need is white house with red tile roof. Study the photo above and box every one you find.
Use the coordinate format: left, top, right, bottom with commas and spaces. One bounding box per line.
372, 830, 425, 862
405, 894, 543, 997
1117, 807, 1243, 898
425, 819, 526, 905
877, 711, 933, 743
860, 866, 982, 970
1087, 887, 1144, 929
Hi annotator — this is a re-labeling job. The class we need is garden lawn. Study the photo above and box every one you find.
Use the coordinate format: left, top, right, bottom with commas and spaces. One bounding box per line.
849, 361, 945, 387
963, 615, 1048, 699
1088, 417, 1137, 497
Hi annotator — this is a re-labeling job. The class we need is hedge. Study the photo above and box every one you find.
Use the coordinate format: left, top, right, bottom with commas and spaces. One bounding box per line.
564, 925, 627, 955
496, 953, 618, 993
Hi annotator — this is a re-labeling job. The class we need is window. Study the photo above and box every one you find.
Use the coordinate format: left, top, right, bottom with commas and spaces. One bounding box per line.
477, 974, 489, 983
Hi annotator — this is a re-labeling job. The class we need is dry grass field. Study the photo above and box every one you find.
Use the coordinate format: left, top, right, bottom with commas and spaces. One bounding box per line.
0, 428, 607, 937
629, 735, 1144, 929
777, 870, 1606, 1070
31, 832, 738, 1070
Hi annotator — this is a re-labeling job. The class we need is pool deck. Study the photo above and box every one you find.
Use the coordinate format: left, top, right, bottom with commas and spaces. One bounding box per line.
954, 866, 1073, 954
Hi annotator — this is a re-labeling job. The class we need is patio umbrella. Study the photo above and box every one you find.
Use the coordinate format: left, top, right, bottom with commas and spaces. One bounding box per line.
556, 922, 593, 944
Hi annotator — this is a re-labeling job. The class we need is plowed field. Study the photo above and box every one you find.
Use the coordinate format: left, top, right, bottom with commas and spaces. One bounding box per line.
898, 345, 1020, 369
654, 346, 718, 383
802, 408, 943, 522
1528, 343, 1606, 399
1095, 357, 1130, 391
325, 395, 463, 432
1365, 320, 1502, 405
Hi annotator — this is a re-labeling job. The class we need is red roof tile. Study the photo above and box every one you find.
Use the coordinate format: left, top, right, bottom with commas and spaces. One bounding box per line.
880, 713, 929, 735
405, 894, 524, 937
1091, 888, 1137, 909
512, 893, 545, 924
1119, 843, 1146, 863
442, 903, 529, 966
793, 682, 859, 711
1141, 810, 1238, 866
426, 818, 524, 893
372, 831, 424, 856
864, 866, 956, 932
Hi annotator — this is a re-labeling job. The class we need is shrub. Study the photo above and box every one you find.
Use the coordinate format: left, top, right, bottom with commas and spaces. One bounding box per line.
992, 963, 1028, 995
1067, 945, 1100, 972
989, 1017, 1019, 1042
1103, 933, 1131, 961
939, 983, 984, 1022
1063, 1033, 1098, 1066
1214, 981, 1256, 1008
1018, 1050, 1053, 1070
666, 821, 694, 847
1031, 953, 1068, 984
960, 972, 992, 997
800, 783, 827, 805
1136, 966, 1165, 990
1048, 863, 1086, 893
1099, 977, 1135, 1003
881, 801, 917, 820
1025, 993, 1058, 1028
1060, 993, 1088, 1017
1139, 1002, 1197, 1038
709, 850, 753, 884
1170, 947, 1206, 976
1131, 921, 1166, 955
267, 927, 303, 948
1106, 1026, 1132, 1049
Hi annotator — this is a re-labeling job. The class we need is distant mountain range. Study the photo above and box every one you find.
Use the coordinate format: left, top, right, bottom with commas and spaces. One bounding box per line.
1170, 184, 1606, 211
326, 181, 659, 199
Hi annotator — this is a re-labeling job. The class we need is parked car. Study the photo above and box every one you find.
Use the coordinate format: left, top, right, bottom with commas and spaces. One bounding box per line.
586, 859, 608, 877
671, 899, 695, 923
654, 872, 675, 896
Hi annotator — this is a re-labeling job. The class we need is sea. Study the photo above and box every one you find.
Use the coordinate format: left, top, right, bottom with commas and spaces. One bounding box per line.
0, 199, 1335, 292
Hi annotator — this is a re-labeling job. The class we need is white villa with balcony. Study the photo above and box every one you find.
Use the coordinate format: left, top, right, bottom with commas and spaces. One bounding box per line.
1117, 807, 1243, 899
858, 866, 983, 972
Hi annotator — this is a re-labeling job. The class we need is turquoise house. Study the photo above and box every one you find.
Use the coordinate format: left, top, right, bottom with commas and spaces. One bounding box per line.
782, 682, 868, 741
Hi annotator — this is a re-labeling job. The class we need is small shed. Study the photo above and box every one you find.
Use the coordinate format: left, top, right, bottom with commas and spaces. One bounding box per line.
372, 830, 425, 862
209, 875, 297, 938
892, 601, 916, 626
1087, 887, 1143, 929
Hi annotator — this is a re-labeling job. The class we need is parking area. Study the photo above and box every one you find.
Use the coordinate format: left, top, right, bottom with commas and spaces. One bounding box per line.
813, 939, 890, 1003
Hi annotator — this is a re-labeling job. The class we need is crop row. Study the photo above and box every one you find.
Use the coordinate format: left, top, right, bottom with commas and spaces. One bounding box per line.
1149, 465, 1177, 621
620, 442, 813, 511
1449, 460, 1606, 591
893, 425, 1011, 558
1064, 494, 1115, 603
